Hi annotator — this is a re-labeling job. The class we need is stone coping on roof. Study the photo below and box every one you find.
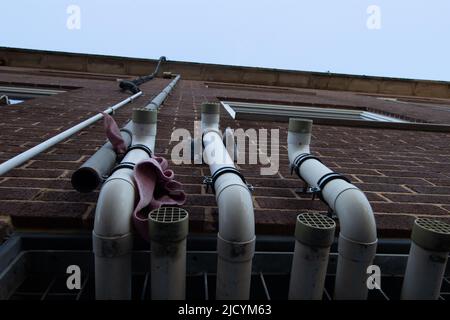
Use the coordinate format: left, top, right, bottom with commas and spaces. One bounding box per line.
0, 47, 449, 99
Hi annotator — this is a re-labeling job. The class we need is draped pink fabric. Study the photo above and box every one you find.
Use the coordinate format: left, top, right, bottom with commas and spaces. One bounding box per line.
101, 112, 127, 154
132, 157, 187, 241
101, 112, 186, 240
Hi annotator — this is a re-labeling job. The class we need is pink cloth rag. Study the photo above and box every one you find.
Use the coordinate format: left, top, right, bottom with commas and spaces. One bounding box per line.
132, 157, 187, 241
101, 112, 127, 154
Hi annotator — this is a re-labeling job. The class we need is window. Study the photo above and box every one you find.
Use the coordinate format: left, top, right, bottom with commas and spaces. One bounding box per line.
0, 86, 66, 106
220, 101, 408, 123
2, 97, 24, 105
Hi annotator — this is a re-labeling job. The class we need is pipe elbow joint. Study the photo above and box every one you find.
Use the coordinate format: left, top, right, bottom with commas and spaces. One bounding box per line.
216, 179, 255, 243
287, 138, 310, 164
334, 188, 377, 245
94, 174, 136, 238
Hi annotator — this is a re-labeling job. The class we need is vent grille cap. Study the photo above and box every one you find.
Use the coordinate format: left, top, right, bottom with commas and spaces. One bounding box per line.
148, 207, 189, 242
412, 218, 450, 252
295, 212, 336, 247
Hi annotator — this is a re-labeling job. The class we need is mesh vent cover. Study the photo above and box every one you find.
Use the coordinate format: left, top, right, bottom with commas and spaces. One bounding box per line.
149, 207, 188, 223
416, 218, 450, 235
412, 218, 450, 251
295, 212, 336, 247
148, 207, 189, 242
298, 212, 335, 230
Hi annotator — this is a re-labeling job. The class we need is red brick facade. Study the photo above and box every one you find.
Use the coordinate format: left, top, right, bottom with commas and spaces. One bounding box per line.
1, 61, 450, 240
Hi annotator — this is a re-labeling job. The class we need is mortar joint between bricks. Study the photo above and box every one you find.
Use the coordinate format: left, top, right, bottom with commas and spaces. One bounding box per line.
31, 189, 46, 201
375, 193, 393, 203
401, 185, 417, 194
374, 169, 387, 177
20, 160, 36, 169
81, 204, 95, 220
252, 197, 261, 209
435, 205, 450, 214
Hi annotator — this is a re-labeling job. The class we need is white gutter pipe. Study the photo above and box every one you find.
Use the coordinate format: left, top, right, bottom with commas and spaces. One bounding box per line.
287, 118, 378, 300
149, 207, 189, 300
93, 76, 181, 300
145, 75, 180, 110
72, 75, 181, 193
0, 91, 142, 176
401, 218, 450, 300
71, 123, 133, 193
200, 103, 255, 300
288, 212, 336, 300
93, 108, 156, 300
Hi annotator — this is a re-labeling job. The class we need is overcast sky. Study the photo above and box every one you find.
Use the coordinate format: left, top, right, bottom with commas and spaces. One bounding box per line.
1, 0, 449, 81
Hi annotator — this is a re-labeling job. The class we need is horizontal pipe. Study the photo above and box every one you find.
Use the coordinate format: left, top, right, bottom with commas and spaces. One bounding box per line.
5, 232, 414, 254
0, 91, 142, 176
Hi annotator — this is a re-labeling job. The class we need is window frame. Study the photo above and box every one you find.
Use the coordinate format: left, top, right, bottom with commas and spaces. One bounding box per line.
0, 86, 66, 100
220, 100, 408, 123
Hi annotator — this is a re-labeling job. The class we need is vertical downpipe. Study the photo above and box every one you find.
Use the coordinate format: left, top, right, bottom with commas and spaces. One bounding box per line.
200, 102, 255, 300
401, 218, 450, 300
93, 108, 157, 300
288, 212, 336, 300
149, 207, 189, 300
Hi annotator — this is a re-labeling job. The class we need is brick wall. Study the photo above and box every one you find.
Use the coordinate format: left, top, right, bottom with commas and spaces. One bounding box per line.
1, 67, 450, 240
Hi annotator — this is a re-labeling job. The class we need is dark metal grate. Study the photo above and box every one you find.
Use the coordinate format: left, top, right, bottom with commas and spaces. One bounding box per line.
3, 251, 450, 301
1, 235, 449, 301
9, 271, 450, 301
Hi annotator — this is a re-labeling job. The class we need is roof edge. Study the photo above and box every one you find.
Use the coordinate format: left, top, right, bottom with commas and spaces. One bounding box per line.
0, 47, 449, 99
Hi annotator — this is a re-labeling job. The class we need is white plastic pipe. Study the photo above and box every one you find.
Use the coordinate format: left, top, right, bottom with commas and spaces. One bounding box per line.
401, 243, 448, 300
0, 91, 142, 176
145, 75, 180, 110
289, 241, 330, 300
288, 213, 335, 300
287, 118, 377, 300
151, 239, 187, 300
149, 207, 189, 300
93, 76, 181, 300
401, 218, 450, 300
201, 103, 255, 300
93, 109, 156, 300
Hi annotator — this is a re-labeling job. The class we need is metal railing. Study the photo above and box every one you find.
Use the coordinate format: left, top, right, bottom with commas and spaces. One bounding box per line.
1, 234, 449, 300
